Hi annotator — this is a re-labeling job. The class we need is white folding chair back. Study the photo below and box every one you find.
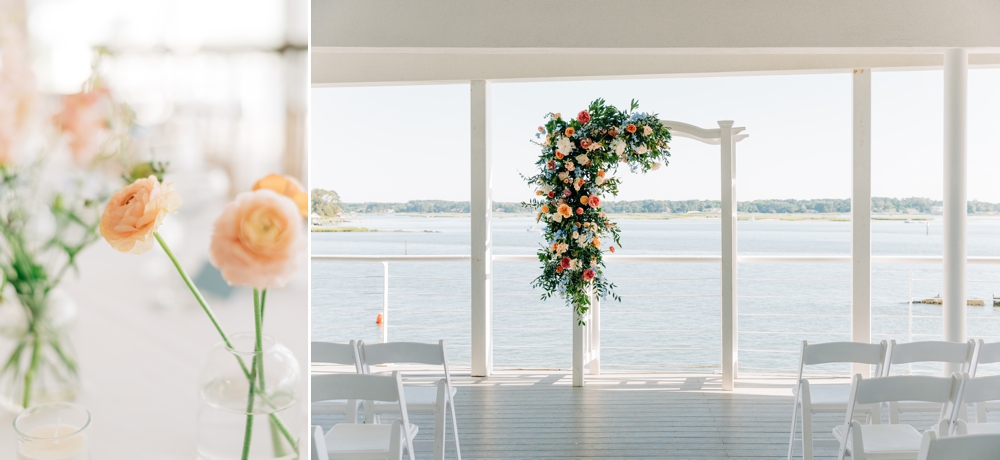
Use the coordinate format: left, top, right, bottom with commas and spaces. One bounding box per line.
947, 374, 1000, 435
916, 431, 1000, 460
883, 340, 974, 375
312, 425, 330, 460
788, 340, 887, 460
882, 340, 974, 424
360, 340, 461, 460
311, 372, 418, 460
311, 340, 364, 421
835, 374, 961, 460
312, 340, 363, 371
969, 339, 1000, 376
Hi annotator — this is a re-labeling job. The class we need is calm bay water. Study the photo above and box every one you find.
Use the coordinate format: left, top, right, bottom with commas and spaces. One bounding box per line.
312, 215, 1000, 375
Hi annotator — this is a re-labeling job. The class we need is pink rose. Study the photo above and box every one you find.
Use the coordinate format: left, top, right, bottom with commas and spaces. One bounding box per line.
100, 176, 183, 254
577, 110, 591, 124
53, 88, 113, 165
209, 189, 304, 289
582, 269, 595, 281
560, 257, 572, 269
588, 195, 601, 207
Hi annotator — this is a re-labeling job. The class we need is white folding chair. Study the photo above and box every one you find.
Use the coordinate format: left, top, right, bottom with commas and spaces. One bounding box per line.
968, 340, 1000, 422
881, 340, 974, 423
947, 374, 1000, 435
360, 340, 461, 460
311, 425, 330, 460
834, 374, 961, 460
312, 372, 418, 460
916, 431, 1000, 460
312, 340, 364, 422
787, 340, 887, 460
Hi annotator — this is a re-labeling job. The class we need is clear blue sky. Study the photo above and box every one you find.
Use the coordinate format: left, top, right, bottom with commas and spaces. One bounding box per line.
311, 69, 1000, 203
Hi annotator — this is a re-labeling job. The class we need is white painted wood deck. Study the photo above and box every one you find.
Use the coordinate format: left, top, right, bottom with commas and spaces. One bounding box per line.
312, 370, 953, 459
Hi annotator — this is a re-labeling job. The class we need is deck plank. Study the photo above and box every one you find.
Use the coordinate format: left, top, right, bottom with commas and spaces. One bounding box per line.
312, 371, 955, 459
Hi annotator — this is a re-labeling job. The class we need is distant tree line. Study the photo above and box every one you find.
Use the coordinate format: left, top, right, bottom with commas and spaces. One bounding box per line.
330, 194, 1000, 215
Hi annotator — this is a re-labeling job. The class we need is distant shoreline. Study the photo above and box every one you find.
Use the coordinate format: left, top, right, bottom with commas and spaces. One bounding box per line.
312, 212, 969, 229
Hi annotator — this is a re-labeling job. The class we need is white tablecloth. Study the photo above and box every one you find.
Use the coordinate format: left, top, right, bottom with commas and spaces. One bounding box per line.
0, 205, 309, 458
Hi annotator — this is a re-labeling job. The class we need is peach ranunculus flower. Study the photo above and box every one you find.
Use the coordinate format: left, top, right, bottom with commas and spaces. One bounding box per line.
100, 176, 183, 254
53, 88, 112, 165
209, 189, 304, 289
252, 173, 308, 217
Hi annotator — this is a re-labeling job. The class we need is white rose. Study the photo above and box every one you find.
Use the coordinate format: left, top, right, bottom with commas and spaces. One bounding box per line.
556, 137, 575, 156
558, 171, 569, 181
551, 213, 563, 223
575, 154, 590, 165
651, 162, 661, 171
637, 145, 648, 155
613, 139, 626, 155
595, 176, 606, 186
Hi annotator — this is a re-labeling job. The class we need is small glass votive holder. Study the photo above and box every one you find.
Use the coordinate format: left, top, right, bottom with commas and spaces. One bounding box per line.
13, 402, 90, 460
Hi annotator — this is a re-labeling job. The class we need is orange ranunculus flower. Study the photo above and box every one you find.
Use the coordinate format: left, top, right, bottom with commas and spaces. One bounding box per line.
100, 176, 182, 254
592, 237, 601, 247
253, 174, 308, 217
555, 265, 564, 274
565, 127, 575, 137
575, 207, 584, 215
557, 204, 572, 218
609, 246, 616, 253
555, 151, 565, 159
626, 124, 637, 133
541, 204, 550, 213
209, 189, 304, 289
580, 195, 589, 206
597, 170, 605, 178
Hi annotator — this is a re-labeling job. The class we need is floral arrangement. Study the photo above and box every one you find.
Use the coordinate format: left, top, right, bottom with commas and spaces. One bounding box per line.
0, 41, 139, 410
524, 98, 671, 319
100, 172, 306, 458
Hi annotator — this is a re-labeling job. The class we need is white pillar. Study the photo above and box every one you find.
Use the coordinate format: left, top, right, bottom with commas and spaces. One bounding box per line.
852, 69, 873, 377
719, 120, 737, 391
943, 49, 967, 373
470, 81, 493, 377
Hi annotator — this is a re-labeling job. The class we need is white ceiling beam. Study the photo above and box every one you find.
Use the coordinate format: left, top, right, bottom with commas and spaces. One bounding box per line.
312, 51, 1000, 87
313, 0, 1000, 50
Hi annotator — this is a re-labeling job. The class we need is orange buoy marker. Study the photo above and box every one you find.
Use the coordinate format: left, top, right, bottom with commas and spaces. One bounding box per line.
376, 314, 384, 324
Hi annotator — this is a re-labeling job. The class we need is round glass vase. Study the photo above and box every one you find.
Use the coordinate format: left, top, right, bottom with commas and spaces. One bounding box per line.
197, 333, 302, 460
0, 289, 80, 413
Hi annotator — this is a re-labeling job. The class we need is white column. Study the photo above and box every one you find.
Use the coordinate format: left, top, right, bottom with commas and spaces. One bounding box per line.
589, 295, 600, 376
470, 80, 493, 377
943, 49, 968, 374
852, 69, 873, 377
719, 120, 737, 391
573, 311, 584, 387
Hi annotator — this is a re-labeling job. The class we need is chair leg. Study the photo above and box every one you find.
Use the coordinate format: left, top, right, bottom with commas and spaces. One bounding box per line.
787, 400, 799, 460
801, 408, 814, 460
434, 407, 446, 460
449, 397, 462, 460
888, 401, 900, 424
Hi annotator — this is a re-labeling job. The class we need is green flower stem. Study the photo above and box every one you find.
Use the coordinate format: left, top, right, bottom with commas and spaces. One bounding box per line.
22, 329, 41, 408
154, 232, 238, 354
153, 232, 298, 453
241, 290, 264, 460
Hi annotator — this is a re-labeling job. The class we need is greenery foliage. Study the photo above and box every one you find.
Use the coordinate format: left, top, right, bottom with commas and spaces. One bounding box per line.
522, 99, 672, 319
311, 188, 342, 217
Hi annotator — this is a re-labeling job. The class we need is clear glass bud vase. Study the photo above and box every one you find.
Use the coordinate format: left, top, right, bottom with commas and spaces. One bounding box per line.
197, 333, 301, 460
0, 289, 80, 413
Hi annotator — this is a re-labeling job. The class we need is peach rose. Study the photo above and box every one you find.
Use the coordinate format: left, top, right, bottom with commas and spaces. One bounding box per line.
252, 174, 308, 217
557, 204, 572, 218
209, 189, 304, 289
100, 176, 183, 254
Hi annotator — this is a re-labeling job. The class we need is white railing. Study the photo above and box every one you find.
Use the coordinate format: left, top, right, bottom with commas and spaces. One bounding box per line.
311, 254, 1000, 377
